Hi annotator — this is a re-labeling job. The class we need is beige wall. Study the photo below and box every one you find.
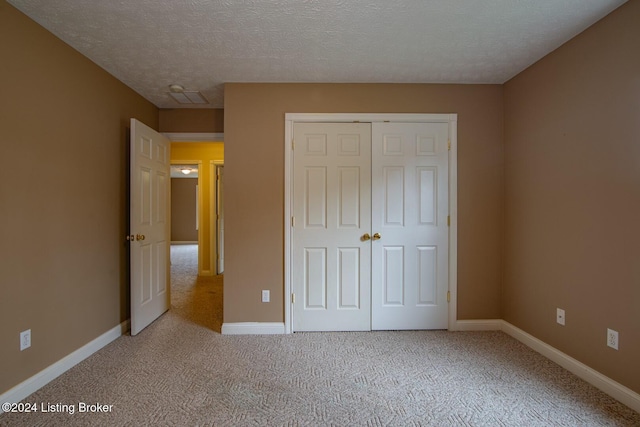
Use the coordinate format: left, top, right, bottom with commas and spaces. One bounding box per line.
224, 83, 504, 323
0, 1, 158, 394
171, 178, 198, 242
160, 108, 224, 133
503, 1, 640, 393
170, 143, 224, 275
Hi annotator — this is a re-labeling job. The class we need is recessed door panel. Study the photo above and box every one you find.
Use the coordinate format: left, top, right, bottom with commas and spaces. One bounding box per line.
305, 167, 327, 229
140, 244, 152, 304
305, 135, 327, 156
418, 167, 437, 225
338, 248, 360, 309
417, 246, 437, 305
156, 172, 167, 224
338, 167, 360, 228
156, 240, 167, 294
305, 248, 327, 309
140, 168, 151, 226
384, 166, 404, 226
383, 246, 404, 306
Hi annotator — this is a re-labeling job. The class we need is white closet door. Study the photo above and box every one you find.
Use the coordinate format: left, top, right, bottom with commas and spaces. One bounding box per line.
292, 122, 372, 331
371, 122, 449, 330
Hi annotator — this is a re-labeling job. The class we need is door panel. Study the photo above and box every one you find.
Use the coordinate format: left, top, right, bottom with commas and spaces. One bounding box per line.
130, 119, 171, 336
371, 122, 449, 330
292, 123, 371, 331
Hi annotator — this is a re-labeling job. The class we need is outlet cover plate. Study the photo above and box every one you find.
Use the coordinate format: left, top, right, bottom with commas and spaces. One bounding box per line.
262, 290, 270, 303
20, 329, 31, 351
607, 328, 619, 350
556, 308, 565, 326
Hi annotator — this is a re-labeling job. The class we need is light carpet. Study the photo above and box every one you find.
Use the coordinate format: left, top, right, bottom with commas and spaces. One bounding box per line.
1, 245, 638, 426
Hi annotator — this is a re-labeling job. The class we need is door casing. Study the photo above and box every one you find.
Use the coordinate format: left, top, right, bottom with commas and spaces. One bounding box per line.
284, 113, 458, 334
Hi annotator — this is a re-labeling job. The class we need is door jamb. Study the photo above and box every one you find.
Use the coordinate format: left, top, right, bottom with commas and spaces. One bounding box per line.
284, 113, 458, 334
212, 161, 224, 274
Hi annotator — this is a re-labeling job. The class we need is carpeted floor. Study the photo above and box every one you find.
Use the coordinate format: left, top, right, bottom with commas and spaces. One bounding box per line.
1, 245, 638, 426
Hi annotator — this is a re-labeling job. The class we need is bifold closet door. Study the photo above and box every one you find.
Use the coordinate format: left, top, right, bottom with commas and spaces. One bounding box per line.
292, 122, 372, 331
371, 122, 449, 330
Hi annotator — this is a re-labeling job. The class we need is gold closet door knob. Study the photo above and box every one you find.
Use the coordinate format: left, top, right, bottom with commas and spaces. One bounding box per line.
362, 233, 371, 241
372, 233, 381, 240
136, 234, 146, 241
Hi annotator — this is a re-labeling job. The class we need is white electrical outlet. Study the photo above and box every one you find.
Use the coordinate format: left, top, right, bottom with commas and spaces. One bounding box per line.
20, 329, 31, 351
262, 290, 270, 303
607, 328, 619, 350
556, 308, 565, 326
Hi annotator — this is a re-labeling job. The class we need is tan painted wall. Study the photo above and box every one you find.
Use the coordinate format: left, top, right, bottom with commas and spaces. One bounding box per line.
0, 1, 158, 394
224, 83, 504, 323
170, 143, 224, 275
171, 178, 198, 242
159, 108, 224, 133
503, 1, 640, 393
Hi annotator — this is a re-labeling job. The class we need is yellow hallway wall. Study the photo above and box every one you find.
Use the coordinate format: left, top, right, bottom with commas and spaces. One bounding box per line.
171, 143, 224, 275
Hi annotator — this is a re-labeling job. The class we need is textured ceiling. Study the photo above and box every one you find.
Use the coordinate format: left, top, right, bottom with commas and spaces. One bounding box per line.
8, 0, 626, 108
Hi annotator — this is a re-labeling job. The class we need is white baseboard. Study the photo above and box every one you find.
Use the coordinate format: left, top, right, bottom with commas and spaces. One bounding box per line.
221, 322, 285, 335
454, 319, 503, 331
501, 320, 640, 413
0, 321, 129, 413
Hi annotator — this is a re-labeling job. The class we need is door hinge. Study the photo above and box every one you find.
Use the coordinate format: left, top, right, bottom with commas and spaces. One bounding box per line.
447, 139, 451, 151
291, 293, 295, 304
291, 216, 295, 227
447, 291, 451, 303
447, 215, 450, 226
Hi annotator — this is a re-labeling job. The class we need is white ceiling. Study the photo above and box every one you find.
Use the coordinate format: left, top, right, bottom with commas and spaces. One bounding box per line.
9, 0, 626, 109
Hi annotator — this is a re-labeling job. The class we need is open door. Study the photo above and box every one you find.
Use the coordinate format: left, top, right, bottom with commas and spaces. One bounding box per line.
130, 119, 171, 335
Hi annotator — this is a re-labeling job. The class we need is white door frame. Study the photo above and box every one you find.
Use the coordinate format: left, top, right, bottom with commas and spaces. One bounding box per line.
284, 113, 458, 334
212, 161, 224, 274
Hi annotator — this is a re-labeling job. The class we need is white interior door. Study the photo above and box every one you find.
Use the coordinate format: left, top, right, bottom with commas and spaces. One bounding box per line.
130, 119, 171, 335
216, 165, 224, 274
292, 123, 372, 331
371, 122, 449, 330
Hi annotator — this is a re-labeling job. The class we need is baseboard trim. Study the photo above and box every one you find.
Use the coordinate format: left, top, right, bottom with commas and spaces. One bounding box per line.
221, 322, 285, 335
454, 319, 503, 331
501, 320, 640, 413
0, 320, 129, 413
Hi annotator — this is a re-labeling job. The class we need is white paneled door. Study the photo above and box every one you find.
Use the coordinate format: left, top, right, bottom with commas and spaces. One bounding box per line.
291, 120, 451, 332
292, 123, 372, 331
371, 122, 449, 330
130, 119, 171, 336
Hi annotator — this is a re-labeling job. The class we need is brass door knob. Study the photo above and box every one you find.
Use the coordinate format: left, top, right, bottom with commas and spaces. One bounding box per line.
372, 233, 381, 240
362, 233, 371, 241
136, 234, 146, 241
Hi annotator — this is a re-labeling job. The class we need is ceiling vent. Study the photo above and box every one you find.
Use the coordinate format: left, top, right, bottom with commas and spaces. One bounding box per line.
167, 84, 208, 105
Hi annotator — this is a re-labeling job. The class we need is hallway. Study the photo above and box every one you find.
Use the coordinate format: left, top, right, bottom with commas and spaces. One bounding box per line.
170, 244, 223, 332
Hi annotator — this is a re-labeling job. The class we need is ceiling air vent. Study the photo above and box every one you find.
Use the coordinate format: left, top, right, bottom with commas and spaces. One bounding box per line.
167, 84, 208, 104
